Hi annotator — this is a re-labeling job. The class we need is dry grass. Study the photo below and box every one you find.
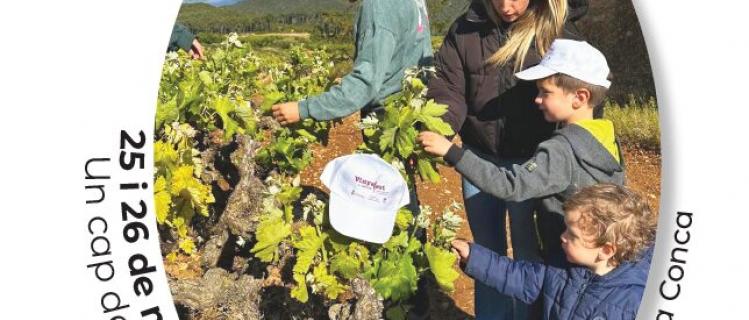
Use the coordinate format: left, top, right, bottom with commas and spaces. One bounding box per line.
604, 96, 660, 151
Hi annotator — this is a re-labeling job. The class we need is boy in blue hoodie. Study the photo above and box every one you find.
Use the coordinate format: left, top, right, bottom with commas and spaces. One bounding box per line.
453, 184, 656, 320
419, 39, 624, 267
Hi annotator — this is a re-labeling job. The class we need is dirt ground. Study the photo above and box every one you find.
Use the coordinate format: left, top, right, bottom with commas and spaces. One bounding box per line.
300, 114, 662, 319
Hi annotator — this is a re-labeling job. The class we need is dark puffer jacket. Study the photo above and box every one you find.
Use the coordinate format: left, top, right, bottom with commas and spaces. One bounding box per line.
427, 0, 588, 158
465, 242, 653, 320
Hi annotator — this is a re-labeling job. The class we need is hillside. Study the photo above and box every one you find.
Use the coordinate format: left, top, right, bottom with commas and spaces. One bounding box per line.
176, 0, 654, 100
228, 0, 355, 16
178, 0, 471, 33
224, 0, 469, 18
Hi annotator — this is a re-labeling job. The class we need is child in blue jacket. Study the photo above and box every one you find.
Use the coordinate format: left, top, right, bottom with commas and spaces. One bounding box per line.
452, 184, 657, 320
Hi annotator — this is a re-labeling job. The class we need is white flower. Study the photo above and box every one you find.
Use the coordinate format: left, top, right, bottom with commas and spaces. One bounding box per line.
313, 210, 324, 227
390, 160, 406, 173
357, 113, 380, 129
416, 205, 433, 229
308, 273, 320, 293
416, 214, 430, 229
404, 67, 419, 79
165, 51, 179, 61
177, 123, 197, 138
236, 236, 246, 247
224, 32, 243, 48
301, 193, 326, 226
441, 212, 463, 230
440, 201, 463, 230
267, 185, 281, 195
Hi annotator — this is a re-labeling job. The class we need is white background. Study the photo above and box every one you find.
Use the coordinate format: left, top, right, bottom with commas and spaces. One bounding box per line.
633, 2, 749, 318
0, 0, 182, 318
0, 1, 748, 319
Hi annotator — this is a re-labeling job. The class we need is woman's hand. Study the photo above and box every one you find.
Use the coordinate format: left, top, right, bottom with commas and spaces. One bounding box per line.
272, 102, 301, 125
418, 131, 453, 157
188, 39, 205, 60
451, 239, 471, 265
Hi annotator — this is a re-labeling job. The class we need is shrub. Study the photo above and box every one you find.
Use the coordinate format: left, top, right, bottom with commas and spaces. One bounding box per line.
604, 95, 660, 151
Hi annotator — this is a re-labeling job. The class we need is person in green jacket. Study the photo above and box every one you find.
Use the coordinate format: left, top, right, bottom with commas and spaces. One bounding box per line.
168, 22, 205, 60
272, 0, 433, 125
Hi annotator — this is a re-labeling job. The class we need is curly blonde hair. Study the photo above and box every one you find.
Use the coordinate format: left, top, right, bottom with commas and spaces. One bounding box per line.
563, 184, 657, 266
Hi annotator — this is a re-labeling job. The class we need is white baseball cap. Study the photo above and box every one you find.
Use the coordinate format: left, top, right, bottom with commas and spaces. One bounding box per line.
320, 154, 410, 244
515, 39, 611, 88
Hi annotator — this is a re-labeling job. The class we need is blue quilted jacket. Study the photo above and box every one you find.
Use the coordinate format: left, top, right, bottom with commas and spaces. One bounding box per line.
464, 243, 653, 320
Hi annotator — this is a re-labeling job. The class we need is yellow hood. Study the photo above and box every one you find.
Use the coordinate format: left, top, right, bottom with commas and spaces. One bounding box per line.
575, 119, 620, 163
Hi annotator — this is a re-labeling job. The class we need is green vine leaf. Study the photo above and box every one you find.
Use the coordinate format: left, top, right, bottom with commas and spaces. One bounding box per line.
154, 176, 171, 224
425, 243, 460, 293
379, 127, 397, 151
170, 165, 214, 217
385, 304, 409, 320
420, 100, 448, 117
420, 115, 454, 136
250, 214, 291, 263
417, 158, 441, 184
395, 208, 414, 231
330, 242, 371, 279
312, 264, 348, 300
396, 127, 417, 159
234, 101, 257, 135
293, 226, 324, 274
369, 252, 418, 302
214, 97, 240, 140
291, 273, 309, 303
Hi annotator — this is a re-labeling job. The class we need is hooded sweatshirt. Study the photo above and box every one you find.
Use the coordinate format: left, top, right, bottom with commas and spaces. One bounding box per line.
444, 119, 625, 219
464, 243, 653, 320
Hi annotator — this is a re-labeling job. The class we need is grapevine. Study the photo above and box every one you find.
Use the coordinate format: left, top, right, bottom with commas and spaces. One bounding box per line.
359, 67, 454, 184
155, 33, 464, 319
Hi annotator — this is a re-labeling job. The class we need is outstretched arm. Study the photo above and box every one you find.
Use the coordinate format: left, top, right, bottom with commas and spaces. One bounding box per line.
188, 38, 204, 60
447, 139, 574, 202
296, 2, 397, 122
462, 242, 549, 304
167, 23, 204, 60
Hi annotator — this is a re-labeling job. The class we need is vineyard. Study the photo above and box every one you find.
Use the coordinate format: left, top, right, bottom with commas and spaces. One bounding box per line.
155, 34, 467, 320
155, 32, 662, 319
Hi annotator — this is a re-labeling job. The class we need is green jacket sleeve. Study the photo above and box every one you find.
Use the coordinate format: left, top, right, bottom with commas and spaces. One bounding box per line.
168, 23, 195, 52
298, 3, 397, 121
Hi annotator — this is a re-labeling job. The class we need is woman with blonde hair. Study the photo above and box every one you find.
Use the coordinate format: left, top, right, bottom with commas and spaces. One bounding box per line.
427, 0, 589, 319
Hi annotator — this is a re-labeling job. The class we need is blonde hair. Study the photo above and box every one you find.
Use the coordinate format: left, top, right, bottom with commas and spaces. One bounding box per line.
563, 184, 657, 266
485, 0, 568, 71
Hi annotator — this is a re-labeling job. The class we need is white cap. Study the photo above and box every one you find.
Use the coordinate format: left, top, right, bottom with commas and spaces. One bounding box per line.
515, 39, 611, 88
320, 154, 410, 244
